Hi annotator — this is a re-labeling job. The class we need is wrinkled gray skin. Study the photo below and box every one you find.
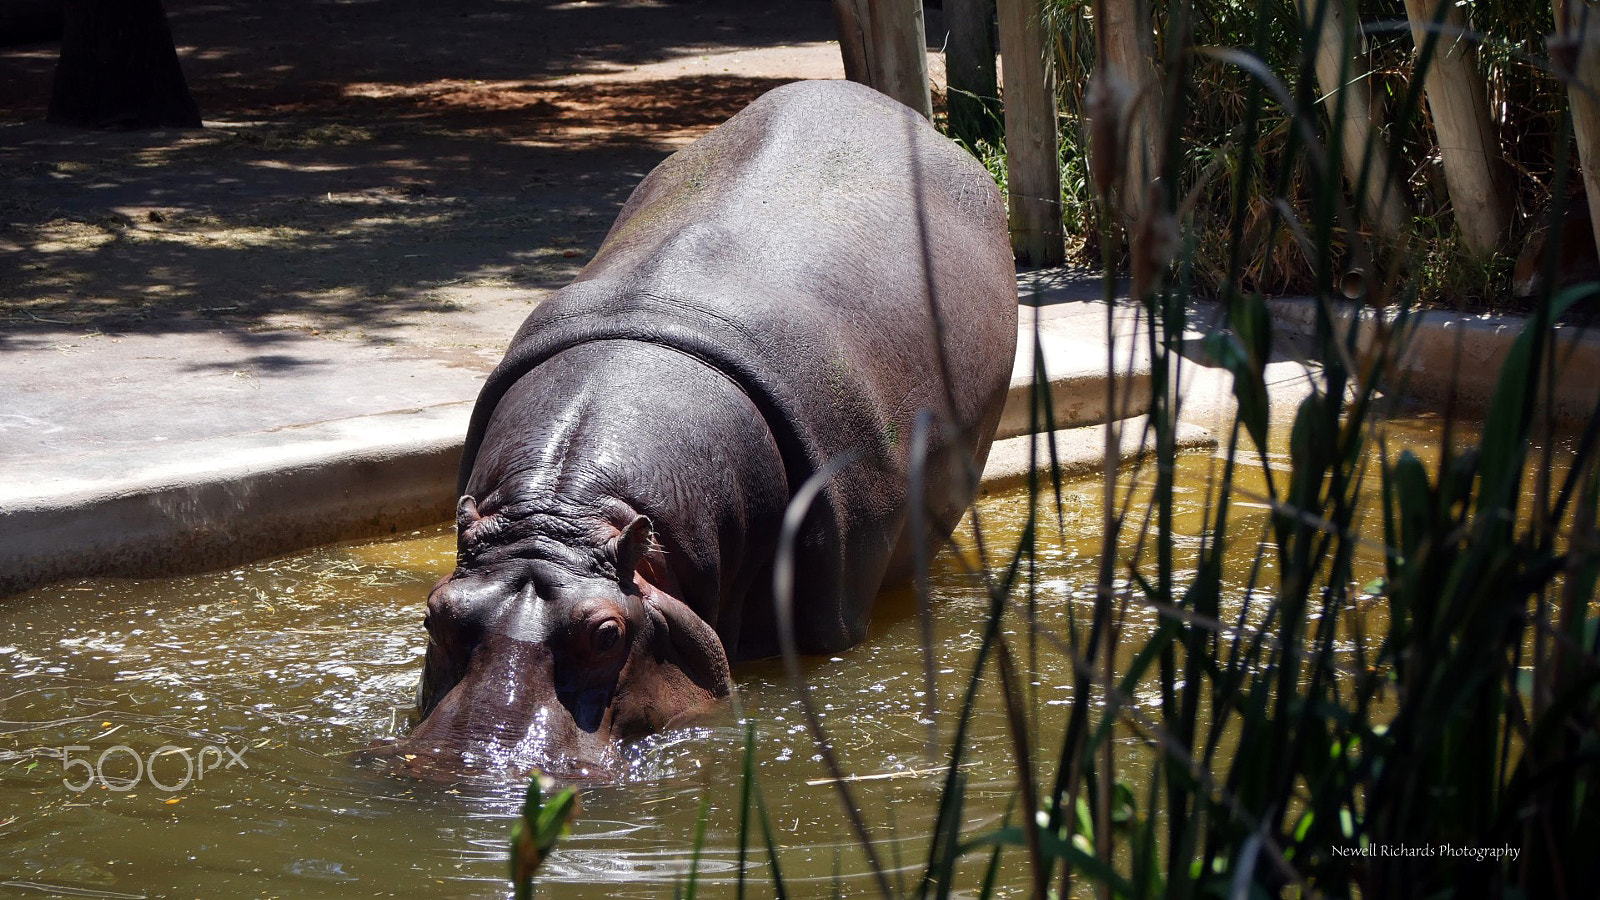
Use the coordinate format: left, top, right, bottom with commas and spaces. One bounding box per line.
399, 80, 1018, 779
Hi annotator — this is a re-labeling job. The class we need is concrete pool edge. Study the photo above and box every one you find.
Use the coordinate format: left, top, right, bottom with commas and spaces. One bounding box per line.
1267, 298, 1600, 424
0, 403, 468, 596
0, 300, 1174, 598
979, 416, 1217, 494
0, 401, 1201, 599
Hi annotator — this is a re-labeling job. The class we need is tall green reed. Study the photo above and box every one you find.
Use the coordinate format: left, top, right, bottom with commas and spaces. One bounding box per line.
511, 2, 1600, 896
848, 0, 1594, 895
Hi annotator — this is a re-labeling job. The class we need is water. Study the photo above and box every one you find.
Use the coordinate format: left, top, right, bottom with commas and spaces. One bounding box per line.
0, 503, 1072, 897
0, 415, 1577, 897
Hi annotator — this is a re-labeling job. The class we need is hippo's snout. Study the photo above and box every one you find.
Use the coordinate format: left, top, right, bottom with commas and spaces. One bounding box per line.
405, 513, 733, 780
399, 635, 624, 780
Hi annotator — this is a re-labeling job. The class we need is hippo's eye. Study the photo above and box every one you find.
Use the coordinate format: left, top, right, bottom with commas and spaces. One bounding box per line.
592, 619, 624, 655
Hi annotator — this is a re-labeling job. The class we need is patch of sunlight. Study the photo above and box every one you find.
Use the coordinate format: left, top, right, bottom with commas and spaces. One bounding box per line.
37, 210, 461, 252
341, 80, 564, 114
342, 79, 536, 100
188, 48, 246, 62
28, 225, 117, 254
248, 159, 356, 173
336, 213, 456, 231
2, 272, 89, 302
546, 0, 669, 11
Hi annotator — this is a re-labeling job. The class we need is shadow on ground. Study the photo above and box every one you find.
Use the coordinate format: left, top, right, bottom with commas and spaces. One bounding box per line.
0, 0, 843, 347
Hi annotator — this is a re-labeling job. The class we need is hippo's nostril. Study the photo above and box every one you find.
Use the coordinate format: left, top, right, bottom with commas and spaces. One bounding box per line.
566, 686, 612, 734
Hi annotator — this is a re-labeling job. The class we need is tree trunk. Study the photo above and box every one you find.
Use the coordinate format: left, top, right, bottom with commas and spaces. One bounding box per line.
997, 0, 1064, 266
1097, 0, 1162, 225
1298, 0, 1406, 237
0, 0, 61, 45
1554, 6, 1600, 268
1403, 0, 1507, 254
48, 0, 200, 130
831, 0, 871, 85
946, 0, 1001, 146
830, 0, 933, 119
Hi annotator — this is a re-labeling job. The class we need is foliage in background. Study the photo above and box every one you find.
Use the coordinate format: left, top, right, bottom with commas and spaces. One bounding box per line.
1037, 0, 1569, 309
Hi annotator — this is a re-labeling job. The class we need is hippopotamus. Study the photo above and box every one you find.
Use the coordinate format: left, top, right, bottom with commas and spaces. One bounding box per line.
399, 79, 1018, 778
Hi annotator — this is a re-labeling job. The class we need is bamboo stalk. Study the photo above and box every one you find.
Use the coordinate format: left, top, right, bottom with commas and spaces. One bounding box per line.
867, 0, 934, 119
830, 0, 871, 85
831, 0, 933, 119
1556, 6, 1600, 266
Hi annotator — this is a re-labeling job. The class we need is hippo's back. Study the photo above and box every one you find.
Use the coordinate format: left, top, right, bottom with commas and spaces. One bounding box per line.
593, 80, 1010, 306
465, 80, 1019, 653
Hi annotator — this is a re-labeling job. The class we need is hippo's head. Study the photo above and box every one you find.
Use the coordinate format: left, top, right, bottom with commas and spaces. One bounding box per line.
397, 496, 732, 779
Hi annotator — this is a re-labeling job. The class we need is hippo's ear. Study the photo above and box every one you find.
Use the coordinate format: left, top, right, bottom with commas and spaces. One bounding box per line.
608, 515, 655, 584
456, 495, 480, 534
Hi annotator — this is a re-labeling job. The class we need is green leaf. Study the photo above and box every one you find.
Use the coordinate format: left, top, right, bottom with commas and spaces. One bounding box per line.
1206, 291, 1273, 453
510, 772, 579, 900
685, 796, 709, 899
1293, 810, 1314, 843
1478, 283, 1596, 515
1391, 450, 1432, 563
964, 825, 1137, 897
1111, 779, 1137, 827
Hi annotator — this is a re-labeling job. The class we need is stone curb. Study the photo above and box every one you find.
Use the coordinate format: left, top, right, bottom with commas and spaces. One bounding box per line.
0, 404, 468, 596
0, 304, 1165, 597
979, 415, 1217, 495
1267, 298, 1600, 424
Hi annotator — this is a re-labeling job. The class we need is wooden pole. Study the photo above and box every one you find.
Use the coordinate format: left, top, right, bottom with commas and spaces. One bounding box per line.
1098, 0, 1161, 225
1297, 0, 1406, 236
997, 0, 1064, 266
1403, 0, 1508, 254
831, 0, 933, 119
946, 0, 1002, 146
867, 0, 933, 119
1556, 6, 1600, 266
831, 0, 871, 85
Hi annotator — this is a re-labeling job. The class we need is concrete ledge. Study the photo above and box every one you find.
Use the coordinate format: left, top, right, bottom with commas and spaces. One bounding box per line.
0, 400, 1210, 597
995, 302, 1153, 439
1268, 298, 1600, 424
0, 386, 1176, 598
0, 403, 470, 596
1, 299, 1161, 597
979, 415, 1216, 495
996, 362, 1151, 441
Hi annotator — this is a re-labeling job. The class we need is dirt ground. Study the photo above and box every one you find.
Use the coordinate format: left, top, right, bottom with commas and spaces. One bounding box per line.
0, 0, 948, 368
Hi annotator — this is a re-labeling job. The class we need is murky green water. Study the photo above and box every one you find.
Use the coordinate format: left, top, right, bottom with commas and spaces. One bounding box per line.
0, 415, 1577, 898
0, 519, 1062, 898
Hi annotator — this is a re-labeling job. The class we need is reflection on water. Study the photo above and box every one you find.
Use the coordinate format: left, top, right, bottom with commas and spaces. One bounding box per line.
0, 511, 1054, 898
0, 415, 1567, 897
